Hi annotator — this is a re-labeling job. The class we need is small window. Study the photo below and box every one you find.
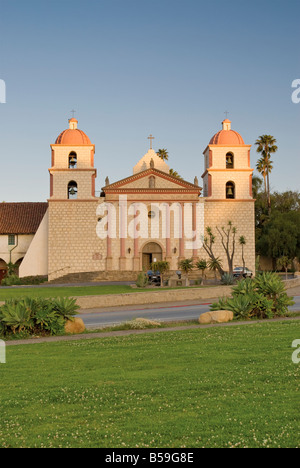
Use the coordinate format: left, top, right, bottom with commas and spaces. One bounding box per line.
68, 181, 78, 199
226, 152, 234, 169
69, 152, 77, 169
8, 235, 16, 246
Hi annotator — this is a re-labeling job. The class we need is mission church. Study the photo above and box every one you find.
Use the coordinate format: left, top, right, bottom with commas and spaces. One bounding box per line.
0, 117, 255, 282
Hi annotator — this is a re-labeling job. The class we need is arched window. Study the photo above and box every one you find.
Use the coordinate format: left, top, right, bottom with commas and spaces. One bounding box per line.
226, 152, 234, 169
68, 181, 78, 199
226, 181, 235, 199
69, 152, 77, 169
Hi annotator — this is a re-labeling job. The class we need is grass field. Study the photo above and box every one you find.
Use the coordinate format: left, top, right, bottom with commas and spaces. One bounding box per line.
0, 284, 212, 301
0, 321, 299, 448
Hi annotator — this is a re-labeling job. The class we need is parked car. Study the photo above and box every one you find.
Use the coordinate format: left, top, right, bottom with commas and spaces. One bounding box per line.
147, 270, 161, 284
233, 267, 253, 278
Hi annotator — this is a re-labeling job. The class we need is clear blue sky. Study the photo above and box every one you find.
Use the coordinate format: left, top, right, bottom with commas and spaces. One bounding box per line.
0, 0, 299, 201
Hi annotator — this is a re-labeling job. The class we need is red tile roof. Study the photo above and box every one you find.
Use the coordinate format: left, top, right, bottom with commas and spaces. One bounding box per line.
0, 203, 48, 235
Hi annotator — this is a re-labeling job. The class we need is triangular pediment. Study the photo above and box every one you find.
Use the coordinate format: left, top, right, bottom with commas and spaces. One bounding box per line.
102, 168, 201, 193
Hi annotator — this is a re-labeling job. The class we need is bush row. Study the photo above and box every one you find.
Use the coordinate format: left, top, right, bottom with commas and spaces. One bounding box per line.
0, 297, 79, 337
1, 275, 48, 286
211, 272, 294, 319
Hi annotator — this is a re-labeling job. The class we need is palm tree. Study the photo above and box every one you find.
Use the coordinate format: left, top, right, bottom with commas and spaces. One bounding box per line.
256, 157, 273, 203
255, 135, 278, 214
169, 169, 182, 179
178, 259, 194, 286
252, 175, 263, 198
239, 236, 247, 272
207, 257, 223, 283
196, 259, 207, 282
157, 149, 169, 161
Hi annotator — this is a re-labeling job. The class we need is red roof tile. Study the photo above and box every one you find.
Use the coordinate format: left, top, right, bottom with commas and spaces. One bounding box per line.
0, 203, 48, 235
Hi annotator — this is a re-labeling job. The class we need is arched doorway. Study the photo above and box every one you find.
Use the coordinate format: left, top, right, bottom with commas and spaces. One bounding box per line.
142, 242, 163, 271
0, 259, 7, 283
15, 257, 24, 276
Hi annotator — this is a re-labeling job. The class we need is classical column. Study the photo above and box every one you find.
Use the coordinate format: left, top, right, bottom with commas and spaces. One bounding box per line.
133, 204, 140, 271
119, 196, 127, 270
192, 202, 198, 262
106, 203, 113, 270
179, 203, 185, 262
165, 203, 172, 265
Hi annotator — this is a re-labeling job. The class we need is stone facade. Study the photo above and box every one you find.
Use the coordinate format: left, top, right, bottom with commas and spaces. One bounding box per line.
45, 118, 255, 281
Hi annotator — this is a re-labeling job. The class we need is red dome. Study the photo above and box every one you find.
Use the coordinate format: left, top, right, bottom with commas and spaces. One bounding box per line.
209, 120, 245, 145
55, 119, 92, 145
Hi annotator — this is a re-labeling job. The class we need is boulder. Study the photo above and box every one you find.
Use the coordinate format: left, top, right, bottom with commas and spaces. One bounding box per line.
65, 317, 86, 334
199, 310, 234, 325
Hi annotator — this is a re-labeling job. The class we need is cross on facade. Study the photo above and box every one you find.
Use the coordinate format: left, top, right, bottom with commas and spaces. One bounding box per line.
148, 134, 155, 149
224, 111, 230, 119
71, 109, 76, 118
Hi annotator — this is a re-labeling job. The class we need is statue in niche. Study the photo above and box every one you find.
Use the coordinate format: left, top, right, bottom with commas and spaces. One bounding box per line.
149, 176, 156, 189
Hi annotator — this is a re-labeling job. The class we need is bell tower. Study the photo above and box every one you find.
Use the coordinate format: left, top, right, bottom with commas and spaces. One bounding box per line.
49, 118, 97, 200
202, 119, 253, 200
201, 118, 256, 275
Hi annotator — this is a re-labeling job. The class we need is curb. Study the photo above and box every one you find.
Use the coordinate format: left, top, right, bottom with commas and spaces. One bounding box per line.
4, 316, 300, 346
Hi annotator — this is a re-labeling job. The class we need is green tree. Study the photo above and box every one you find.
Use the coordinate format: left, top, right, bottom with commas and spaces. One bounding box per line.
255, 135, 278, 214
256, 211, 300, 266
157, 149, 169, 161
202, 227, 225, 277
169, 169, 182, 179
196, 259, 207, 282
178, 259, 194, 286
207, 257, 223, 283
276, 256, 290, 280
216, 221, 237, 275
239, 236, 247, 271
151, 261, 170, 287
252, 175, 263, 199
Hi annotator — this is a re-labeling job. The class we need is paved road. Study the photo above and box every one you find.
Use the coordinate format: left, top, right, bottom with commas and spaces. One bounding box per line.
79, 291, 300, 329
79, 301, 215, 328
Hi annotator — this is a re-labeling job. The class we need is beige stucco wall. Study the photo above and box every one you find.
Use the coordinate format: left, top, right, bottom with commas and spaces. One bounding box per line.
133, 149, 170, 174
203, 200, 256, 274
51, 170, 96, 200
19, 211, 49, 278
50, 145, 94, 169
48, 200, 106, 280
0, 234, 34, 265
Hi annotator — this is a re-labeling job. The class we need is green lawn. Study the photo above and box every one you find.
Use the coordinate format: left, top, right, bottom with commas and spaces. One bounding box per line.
0, 284, 137, 301
0, 284, 214, 301
0, 321, 299, 448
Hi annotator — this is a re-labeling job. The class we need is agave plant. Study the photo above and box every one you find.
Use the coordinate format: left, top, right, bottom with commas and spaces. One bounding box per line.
232, 278, 256, 296
51, 297, 80, 321
1, 302, 34, 334
221, 273, 234, 285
